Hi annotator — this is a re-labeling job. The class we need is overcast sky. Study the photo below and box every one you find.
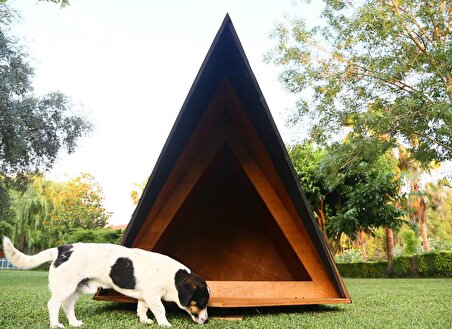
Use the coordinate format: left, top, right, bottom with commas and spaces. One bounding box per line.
9, 0, 322, 225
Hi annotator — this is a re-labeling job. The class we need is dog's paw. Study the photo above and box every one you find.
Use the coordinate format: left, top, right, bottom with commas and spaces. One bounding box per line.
69, 320, 84, 327
50, 323, 65, 328
139, 318, 154, 325
157, 320, 172, 327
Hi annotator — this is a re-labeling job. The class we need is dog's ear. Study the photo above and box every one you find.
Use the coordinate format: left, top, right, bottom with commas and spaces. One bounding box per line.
174, 270, 198, 306
175, 269, 197, 306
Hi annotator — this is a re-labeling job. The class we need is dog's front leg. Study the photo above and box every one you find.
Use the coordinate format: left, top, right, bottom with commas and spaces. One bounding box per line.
144, 296, 171, 327
137, 300, 153, 324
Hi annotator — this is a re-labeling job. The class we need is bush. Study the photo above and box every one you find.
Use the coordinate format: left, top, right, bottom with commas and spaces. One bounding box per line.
400, 230, 419, 255
337, 251, 452, 278
64, 228, 123, 244
0, 221, 13, 238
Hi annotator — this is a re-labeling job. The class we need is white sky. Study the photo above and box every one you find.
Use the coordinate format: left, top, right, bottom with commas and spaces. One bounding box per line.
9, 0, 318, 225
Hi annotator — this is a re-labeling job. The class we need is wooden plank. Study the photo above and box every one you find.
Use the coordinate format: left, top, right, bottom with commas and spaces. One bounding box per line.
133, 81, 228, 249
224, 128, 337, 296
94, 284, 351, 307
207, 281, 335, 300
225, 80, 322, 262
208, 297, 351, 307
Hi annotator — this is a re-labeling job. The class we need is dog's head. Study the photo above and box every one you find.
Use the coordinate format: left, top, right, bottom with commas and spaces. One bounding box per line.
174, 269, 210, 324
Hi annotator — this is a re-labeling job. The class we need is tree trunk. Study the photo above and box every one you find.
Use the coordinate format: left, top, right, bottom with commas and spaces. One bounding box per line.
358, 231, 367, 262
418, 198, 429, 252
420, 220, 429, 251
18, 234, 25, 252
385, 227, 395, 272
410, 181, 429, 252
316, 199, 326, 231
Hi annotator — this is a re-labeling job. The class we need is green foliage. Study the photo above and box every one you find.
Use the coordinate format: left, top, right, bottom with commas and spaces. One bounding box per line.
9, 176, 65, 251
334, 248, 363, 263
267, 0, 452, 165
287, 142, 326, 212
0, 220, 12, 237
57, 173, 112, 230
0, 6, 92, 175
64, 228, 122, 244
0, 2, 91, 220
8, 174, 112, 252
338, 251, 452, 278
401, 229, 420, 255
288, 140, 404, 252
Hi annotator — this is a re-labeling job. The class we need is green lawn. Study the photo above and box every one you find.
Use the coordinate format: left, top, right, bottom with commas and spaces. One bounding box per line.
0, 270, 450, 328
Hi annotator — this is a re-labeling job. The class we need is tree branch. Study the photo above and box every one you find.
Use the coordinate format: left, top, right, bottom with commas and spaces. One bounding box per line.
392, 1, 451, 99
400, 128, 452, 154
391, 0, 428, 54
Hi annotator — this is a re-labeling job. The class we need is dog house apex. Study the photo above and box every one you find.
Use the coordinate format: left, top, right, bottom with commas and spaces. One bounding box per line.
95, 14, 351, 307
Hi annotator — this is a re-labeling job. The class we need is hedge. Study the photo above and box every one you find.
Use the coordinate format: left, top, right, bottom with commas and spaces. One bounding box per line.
337, 251, 452, 278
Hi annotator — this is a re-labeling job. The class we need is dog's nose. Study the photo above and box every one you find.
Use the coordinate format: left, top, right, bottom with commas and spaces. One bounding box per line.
203, 318, 209, 324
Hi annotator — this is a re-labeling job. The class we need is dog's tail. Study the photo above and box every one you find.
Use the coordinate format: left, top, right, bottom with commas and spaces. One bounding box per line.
2, 236, 57, 269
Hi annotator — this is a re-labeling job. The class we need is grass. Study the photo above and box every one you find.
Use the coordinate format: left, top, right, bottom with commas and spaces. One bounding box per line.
0, 270, 451, 328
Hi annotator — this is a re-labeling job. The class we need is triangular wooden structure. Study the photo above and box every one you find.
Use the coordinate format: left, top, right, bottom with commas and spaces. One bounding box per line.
95, 14, 350, 307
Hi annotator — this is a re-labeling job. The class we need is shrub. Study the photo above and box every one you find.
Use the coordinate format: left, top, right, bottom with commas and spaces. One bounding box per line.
64, 228, 123, 244
337, 251, 452, 278
400, 230, 419, 255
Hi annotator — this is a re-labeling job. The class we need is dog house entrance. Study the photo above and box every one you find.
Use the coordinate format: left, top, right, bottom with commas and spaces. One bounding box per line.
153, 145, 312, 282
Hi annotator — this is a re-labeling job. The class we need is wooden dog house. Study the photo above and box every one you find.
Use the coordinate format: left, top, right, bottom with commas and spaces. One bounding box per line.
95, 15, 350, 307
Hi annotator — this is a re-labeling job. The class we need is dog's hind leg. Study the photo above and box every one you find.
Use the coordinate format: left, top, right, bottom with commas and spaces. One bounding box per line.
47, 294, 66, 328
62, 291, 83, 327
143, 295, 171, 327
137, 300, 153, 324
48, 276, 80, 328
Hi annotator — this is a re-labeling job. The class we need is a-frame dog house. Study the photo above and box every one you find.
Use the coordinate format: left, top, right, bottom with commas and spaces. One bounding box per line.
95, 15, 350, 307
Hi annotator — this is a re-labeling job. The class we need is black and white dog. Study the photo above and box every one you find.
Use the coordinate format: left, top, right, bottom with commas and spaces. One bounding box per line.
2, 237, 209, 328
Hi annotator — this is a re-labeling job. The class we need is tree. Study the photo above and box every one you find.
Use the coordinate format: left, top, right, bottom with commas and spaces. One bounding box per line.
9, 174, 111, 251
425, 179, 452, 244
58, 173, 112, 230
0, 5, 92, 175
0, 3, 91, 223
130, 179, 147, 205
267, 0, 451, 165
288, 139, 405, 257
287, 143, 327, 230
9, 175, 65, 251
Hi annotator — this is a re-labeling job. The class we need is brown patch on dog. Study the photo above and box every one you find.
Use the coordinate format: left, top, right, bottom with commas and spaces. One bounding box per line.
188, 304, 201, 317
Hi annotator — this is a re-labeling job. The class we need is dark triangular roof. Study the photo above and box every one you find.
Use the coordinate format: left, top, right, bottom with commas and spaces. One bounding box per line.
122, 14, 347, 299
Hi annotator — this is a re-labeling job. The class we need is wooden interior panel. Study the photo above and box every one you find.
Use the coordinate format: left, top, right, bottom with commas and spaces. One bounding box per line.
132, 81, 227, 250
153, 145, 311, 281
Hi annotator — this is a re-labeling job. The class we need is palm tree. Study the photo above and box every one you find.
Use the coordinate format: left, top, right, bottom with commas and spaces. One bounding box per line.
409, 178, 429, 251
130, 179, 148, 205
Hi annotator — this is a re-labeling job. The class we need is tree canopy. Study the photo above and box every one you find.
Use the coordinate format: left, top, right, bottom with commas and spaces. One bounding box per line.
0, 3, 91, 176
288, 141, 404, 253
267, 0, 451, 165
9, 174, 112, 251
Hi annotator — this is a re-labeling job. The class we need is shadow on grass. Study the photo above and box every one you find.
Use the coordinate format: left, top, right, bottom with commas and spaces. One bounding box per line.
93, 300, 344, 318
